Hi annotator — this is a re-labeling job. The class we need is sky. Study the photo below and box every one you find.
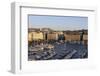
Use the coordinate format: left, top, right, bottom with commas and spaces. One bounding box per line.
28, 15, 88, 31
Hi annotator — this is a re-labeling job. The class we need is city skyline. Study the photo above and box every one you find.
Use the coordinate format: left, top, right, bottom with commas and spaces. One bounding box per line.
29, 15, 88, 31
